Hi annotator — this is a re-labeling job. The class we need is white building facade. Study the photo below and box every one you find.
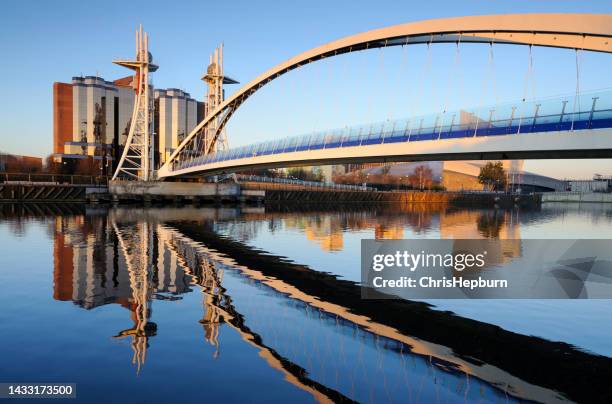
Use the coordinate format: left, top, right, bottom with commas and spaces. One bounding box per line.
65, 76, 134, 156
155, 89, 199, 164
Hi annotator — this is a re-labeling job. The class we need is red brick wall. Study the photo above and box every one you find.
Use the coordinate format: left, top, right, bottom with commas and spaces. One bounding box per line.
53, 82, 73, 154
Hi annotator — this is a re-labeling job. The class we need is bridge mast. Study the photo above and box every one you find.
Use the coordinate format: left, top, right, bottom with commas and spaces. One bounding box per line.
202, 44, 238, 153
112, 25, 158, 181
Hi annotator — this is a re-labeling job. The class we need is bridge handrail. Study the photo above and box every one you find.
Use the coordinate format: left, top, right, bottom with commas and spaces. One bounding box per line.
173, 89, 612, 172
236, 174, 374, 191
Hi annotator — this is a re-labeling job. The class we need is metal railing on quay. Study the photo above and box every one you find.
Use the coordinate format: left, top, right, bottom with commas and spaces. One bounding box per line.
0, 173, 109, 187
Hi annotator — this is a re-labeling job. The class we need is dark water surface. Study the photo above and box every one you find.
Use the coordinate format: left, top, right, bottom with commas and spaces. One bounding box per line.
1, 202, 612, 403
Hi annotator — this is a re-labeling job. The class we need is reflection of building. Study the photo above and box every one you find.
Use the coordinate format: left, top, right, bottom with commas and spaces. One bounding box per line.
374, 225, 404, 239
52, 214, 193, 372
290, 216, 344, 252
53, 215, 193, 308
440, 209, 522, 267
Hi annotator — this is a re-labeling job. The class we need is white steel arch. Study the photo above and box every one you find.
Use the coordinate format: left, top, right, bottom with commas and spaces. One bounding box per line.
158, 13, 612, 178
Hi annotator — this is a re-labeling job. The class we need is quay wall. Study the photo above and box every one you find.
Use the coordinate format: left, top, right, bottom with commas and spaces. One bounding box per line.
542, 192, 612, 203
265, 190, 541, 208
2, 179, 542, 208
0, 183, 93, 202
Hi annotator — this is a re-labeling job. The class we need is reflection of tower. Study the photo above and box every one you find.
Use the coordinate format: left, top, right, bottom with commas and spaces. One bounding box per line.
163, 230, 225, 358
198, 259, 224, 358
53, 214, 199, 374
201, 44, 239, 153
112, 221, 157, 374
112, 25, 158, 181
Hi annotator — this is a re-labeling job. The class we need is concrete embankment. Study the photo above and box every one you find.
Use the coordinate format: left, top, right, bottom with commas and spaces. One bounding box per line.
2, 179, 541, 208
108, 180, 264, 204
265, 189, 540, 208
543, 192, 612, 203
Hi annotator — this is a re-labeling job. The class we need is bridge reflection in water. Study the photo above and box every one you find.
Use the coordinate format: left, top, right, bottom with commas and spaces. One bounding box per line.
46, 205, 612, 403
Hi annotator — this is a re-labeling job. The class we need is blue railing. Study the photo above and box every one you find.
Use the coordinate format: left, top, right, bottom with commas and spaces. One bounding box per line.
236, 174, 374, 191
174, 90, 612, 171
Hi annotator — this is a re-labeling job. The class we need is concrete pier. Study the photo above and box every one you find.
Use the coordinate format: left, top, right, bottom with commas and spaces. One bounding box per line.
108, 180, 264, 204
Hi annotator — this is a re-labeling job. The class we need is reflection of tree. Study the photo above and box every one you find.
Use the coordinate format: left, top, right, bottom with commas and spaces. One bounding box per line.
221, 204, 445, 250
402, 209, 434, 234
477, 211, 505, 239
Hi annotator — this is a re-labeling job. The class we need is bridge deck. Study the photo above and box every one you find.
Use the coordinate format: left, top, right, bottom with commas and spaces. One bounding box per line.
160, 91, 612, 178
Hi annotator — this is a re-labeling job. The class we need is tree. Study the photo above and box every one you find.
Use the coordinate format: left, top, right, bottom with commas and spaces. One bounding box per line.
287, 167, 323, 182
478, 161, 507, 191
409, 165, 433, 190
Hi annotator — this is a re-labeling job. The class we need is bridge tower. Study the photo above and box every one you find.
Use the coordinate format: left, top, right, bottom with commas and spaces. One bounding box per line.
112, 26, 158, 181
202, 44, 239, 153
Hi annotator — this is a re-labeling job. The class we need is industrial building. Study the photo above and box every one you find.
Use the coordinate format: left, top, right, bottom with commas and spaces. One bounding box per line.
53, 75, 205, 171
154, 88, 203, 164
0, 153, 43, 173
568, 175, 612, 192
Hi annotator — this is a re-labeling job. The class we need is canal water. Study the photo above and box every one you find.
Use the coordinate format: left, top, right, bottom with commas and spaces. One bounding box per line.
1, 202, 611, 403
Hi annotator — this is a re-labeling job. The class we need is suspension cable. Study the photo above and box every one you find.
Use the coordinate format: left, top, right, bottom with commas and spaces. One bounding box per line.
443, 34, 462, 115
475, 42, 492, 131
282, 62, 293, 144
312, 55, 326, 134
395, 38, 409, 120
516, 44, 534, 135
423, 36, 433, 114
456, 36, 465, 113
366, 51, 374, 125
571, 48, 582, 131
488, 41, 498, 106
522, 45, 533, 102
380, 40, 391, 122
339, 49, 350, 140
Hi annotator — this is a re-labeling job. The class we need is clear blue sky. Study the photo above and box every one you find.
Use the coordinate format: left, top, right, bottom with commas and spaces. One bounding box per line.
1, 0, 611, 178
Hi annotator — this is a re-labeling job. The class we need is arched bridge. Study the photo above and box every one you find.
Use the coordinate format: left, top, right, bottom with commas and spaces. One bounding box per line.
157, 13, 612, 179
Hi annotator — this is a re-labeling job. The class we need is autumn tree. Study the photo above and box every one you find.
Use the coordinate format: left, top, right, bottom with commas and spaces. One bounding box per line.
478, 161, 507, 191
409, 165, 433, 190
